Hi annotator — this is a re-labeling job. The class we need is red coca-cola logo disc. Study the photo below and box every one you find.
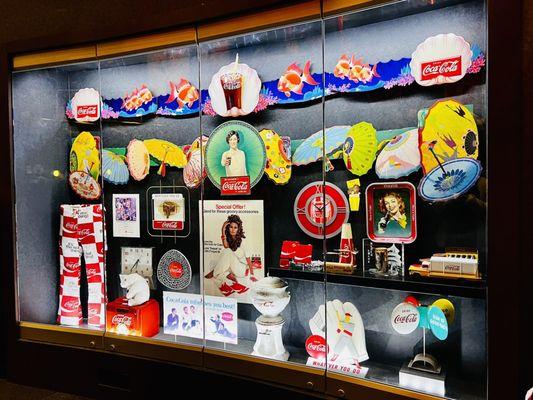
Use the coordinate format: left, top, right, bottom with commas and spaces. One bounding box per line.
305, 335, 328, 359
168, 262, 183, 278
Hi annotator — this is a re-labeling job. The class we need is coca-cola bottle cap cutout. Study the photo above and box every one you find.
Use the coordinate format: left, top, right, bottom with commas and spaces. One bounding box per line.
391, 296, 453, 340
157, 250, 192, 291
391, 302, 420, 335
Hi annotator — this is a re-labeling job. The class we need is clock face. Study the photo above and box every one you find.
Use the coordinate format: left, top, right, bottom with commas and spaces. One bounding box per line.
294, 181, 349, 239
121, 247, 154, 287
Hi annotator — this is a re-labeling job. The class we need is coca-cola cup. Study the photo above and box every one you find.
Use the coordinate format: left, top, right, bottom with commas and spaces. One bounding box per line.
226, 156, 232, 166
220, 72, 242, 111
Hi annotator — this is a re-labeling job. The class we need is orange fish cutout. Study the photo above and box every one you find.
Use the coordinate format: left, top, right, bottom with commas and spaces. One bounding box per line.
122, 85, 153, 111
333, 54, 380, 84
166, 79, 199, 109
277, 61, 319, 97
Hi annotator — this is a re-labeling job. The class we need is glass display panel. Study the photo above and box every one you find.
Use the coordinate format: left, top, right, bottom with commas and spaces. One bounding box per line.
13, 61, 105, 330
199, 21, 327, 368
323, 0, 487, 398
98, 46, 203, 345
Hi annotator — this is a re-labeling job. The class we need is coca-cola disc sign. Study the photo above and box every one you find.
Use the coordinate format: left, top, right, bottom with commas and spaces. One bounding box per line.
391, 302, 420, 335
305, 335, 328, 359
204, 120, 266, 192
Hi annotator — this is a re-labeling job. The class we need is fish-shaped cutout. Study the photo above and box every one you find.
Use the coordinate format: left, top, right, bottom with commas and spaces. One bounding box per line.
334, 54, 380, 84
277, 61, 318, 97
122, 85, 153, 111
166, 79, 199, 109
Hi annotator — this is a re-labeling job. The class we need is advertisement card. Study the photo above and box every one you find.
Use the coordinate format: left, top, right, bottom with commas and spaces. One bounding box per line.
152, 193, 185, 230
112, 194, 140, 238
366, 182, 416, 244
163, 292, 203, 338
204, 295, 238, 345
201, 200, 264, 304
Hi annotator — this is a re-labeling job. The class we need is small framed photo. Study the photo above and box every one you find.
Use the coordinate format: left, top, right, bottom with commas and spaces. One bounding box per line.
112, 194, 140, 238
366, 182, 416, 244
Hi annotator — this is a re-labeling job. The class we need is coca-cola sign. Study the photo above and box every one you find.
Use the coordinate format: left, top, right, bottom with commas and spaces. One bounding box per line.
77, 105, 98, 118
168, 262, 183, 279
153, 220, 183, 230
220, 176, 250, 195
305, 335, 329, 359
112, 314, 133, 327
421, 56, 461, 81
391, 302, 420, 335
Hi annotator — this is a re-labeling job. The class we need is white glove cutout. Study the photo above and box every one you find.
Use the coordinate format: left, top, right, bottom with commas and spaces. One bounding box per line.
309, 300, 368, 364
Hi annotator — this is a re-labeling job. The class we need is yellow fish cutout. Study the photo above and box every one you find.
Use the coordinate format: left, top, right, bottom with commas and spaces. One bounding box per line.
259, 129, 292, 184
419, 99, 478, 174
70, 131, 100, 180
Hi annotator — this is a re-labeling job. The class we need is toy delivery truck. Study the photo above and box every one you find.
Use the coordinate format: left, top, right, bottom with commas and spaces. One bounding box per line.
409, 250, 481, 281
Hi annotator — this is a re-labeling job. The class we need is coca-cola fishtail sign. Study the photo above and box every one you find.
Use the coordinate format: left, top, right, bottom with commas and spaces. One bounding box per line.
221, 176, 251, 195
204, 120, 266, 194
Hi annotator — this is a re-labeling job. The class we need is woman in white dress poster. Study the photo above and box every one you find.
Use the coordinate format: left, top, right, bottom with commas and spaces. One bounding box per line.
221, 131, 247, 177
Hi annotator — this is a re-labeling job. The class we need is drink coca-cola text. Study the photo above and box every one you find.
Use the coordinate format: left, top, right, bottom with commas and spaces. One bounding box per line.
77, 105, 98, 118
221, 176, 250, 195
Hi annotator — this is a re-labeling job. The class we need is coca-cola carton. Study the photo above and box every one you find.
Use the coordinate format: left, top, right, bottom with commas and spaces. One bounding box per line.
294, 244, 313, 265
279, 240, 300, 269
106, 297, 160, 337
220, 176, 250, 195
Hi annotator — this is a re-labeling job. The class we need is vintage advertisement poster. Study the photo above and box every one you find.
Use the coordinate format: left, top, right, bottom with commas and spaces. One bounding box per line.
112, 193, 140, 238
162, 292, 238, 345
201, 200, 264, 304
163, 292, 203, 339
204, 295, 238, 345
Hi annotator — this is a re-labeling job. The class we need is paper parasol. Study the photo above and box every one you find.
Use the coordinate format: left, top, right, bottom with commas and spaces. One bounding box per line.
375, 128, 420, 179
183, 136, 208, 188
418, 158, 482, 202
144, 139, 187, 177
259, 129, 292, 184
70, 131, 100, 180
292, 126, 350, 166
102, 150, 129, 185
419, 99, 478, 175
126, 139, 150, 181
343, 122, 377, 176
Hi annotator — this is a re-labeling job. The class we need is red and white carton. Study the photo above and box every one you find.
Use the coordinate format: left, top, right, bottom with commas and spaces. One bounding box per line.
280, 240, 299, 268
221, 176, 250, 195
294, 244, 313, 264
338, 223, 355, 265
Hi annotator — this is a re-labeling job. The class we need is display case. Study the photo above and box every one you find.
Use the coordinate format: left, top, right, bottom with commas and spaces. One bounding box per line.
2, 0, 524, 398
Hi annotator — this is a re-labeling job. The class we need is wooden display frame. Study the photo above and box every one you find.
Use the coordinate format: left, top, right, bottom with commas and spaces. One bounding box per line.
1, 0, 525, 399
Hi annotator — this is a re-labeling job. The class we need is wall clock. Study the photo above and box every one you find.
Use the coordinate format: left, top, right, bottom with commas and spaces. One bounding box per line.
293, 181, 349, 239
121, 247, 154, 288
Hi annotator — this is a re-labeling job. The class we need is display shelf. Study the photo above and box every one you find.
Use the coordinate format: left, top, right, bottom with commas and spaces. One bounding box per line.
328, 359, 485, 400
268, 268, 486, 299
